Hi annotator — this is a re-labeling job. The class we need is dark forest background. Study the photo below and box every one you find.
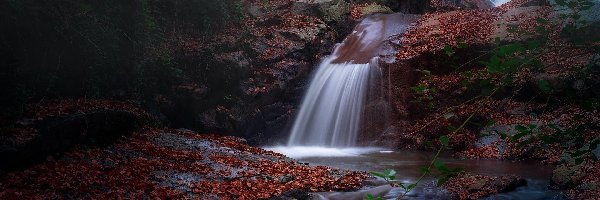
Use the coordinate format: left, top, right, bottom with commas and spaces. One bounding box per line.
0, 0, 243, 123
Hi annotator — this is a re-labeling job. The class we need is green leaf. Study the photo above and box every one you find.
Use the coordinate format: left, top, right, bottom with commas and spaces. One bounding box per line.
479, 79, 494, 95
575, 157, 585, 165
515, 125, 529, 133
535, 26, 547, 34
384, 169, 397, 178
548, 124, 561, 131
535, 18, 548, 24
497, 131, 508, 139
420, 167, 431, 174
437, 176, 451, 186
399, 183, 407, 190
444, 45, 455, 56
370, 171, 386, 179
527, 40, 543, 49
407, 183, 417, 190
570, 150, 589, 158
516, 140, 531, 149
528, 124, 538, 129
485, 120, 497, 127
483, 55, 501, 73
497, 43, 525, 57
440, 135, 449, 146
434, 159, 448, 172
446, 125, 457, 132
540, 135, 558, 144
424, 140, 434, 147
366, 194, 374, 200
451, 167, 465, 173
538, 80, 551, 93
512, 131, 529, 142
563, 24, 576, 35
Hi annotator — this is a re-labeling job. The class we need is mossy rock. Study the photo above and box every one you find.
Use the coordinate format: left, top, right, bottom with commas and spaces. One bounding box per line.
552, 164, 587, 189
358, 4, 393, 17
319, 0, 351, 22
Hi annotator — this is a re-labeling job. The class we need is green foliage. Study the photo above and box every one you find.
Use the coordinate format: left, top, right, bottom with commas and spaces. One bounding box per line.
481, 43, 529, 74
370, 136, 464, 199
433, 159, 464, 186
537, 80, 552, 93
496, 122, 599, 165
370, 169, 396, 181
365, 193, 384, 200
444, 45, 455, 57
410, 83, 438, 108
439, 135, 449, 146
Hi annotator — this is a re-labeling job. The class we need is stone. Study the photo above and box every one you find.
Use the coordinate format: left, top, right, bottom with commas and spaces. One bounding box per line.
278, 174, 295, 183
552, 164, 587, 189
319, 0, 351, 22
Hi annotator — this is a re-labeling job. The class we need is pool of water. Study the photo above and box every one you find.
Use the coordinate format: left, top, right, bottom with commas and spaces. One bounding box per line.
269, 148, 566, 200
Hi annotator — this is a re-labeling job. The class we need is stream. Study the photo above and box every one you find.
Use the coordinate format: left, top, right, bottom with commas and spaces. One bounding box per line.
268, 147, 566, 200
273, 5, 568, 200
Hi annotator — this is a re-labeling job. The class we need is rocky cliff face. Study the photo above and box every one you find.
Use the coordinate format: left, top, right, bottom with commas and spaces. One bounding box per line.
152, 0, 506, 145
156, 0, 423, 145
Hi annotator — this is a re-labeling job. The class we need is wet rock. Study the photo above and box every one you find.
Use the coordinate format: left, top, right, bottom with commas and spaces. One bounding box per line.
0, 128, 368, 199
354, 3, 394, 19
278, 174, 295, 183
271, 189, 311, 200
445, 173, 527, 199
157, 0, 433, 145
394, 0, 431, 13
152, 170, 202, 195
0, 109, 146, 172
551, 164, 586, 189
319, 0, 351, 22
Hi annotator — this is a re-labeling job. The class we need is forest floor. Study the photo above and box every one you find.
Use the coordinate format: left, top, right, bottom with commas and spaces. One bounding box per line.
0, 127, 366, 199
0, 100, 367, 199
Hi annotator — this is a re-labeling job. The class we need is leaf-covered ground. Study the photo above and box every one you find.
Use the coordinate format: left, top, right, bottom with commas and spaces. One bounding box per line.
444, 173, 526, 199
0, 127, 366, 199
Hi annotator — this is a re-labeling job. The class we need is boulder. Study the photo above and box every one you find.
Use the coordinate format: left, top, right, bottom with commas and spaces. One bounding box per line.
0, 109, 146, 172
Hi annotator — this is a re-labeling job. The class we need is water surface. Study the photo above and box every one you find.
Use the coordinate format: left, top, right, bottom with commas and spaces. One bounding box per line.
283, 150, 564, 200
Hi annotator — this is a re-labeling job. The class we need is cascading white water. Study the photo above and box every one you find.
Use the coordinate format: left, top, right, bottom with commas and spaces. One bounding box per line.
282, 12, 416, 150
286, 56, 376, 147
491, 0, 511, 6
267, 13, 417, 157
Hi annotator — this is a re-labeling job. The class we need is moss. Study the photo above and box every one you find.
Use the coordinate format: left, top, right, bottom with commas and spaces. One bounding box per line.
320, 0, 351, 22
359, 4, 393, 16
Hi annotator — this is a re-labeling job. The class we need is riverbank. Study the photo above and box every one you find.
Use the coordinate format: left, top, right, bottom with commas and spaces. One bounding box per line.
0, 126, 367, 199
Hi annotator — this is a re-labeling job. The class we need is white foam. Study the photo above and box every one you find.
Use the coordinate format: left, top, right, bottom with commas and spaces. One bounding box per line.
286, 57, 373, 147
265, 146, 383, 159
491, 0, 511, 6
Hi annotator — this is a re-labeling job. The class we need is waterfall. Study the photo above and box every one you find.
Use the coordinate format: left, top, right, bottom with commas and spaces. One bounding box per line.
491, 0, 511, 6
280, 12, 417, 151
287, 56, 377, 147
